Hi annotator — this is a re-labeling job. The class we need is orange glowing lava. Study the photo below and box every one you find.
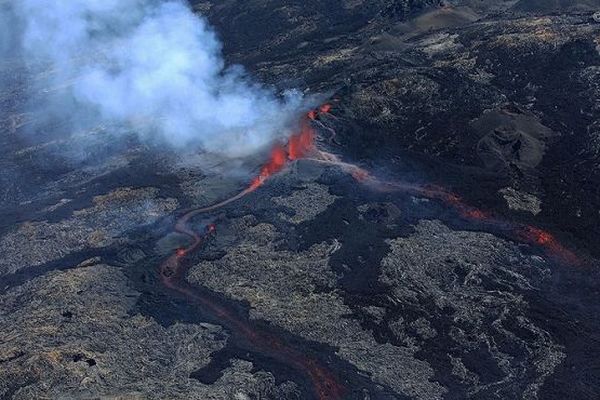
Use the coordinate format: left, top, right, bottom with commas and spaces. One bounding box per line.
288, 123, 316, 161
527, 227, 553, 245
515, 225, 581, 265
320, 104, 332, 114
462, 209, 488, 220
351, 168, 370, 182
251, 144, 287, 189
250, 112, 318, 189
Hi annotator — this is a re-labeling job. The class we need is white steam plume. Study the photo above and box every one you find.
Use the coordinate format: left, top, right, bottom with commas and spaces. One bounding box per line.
7, 0, 304, 158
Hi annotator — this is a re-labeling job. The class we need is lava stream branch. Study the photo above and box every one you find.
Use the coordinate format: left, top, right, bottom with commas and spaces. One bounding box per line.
160, 221, 345, 400
306, 149, 582, 266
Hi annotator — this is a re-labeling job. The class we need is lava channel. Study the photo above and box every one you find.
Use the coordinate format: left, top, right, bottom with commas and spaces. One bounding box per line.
158, 105, 344, 399
159, 223, 344, 399
306, 152, 583, 266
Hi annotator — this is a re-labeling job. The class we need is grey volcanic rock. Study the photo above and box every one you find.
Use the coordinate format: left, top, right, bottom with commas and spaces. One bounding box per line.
272, 183, 339, 223
2, 1, 600, 400
513, 0, 600, 12
0, 187, 178, 276
380, 220, 564, 399
188, 213, 446, 399
0, 262, 268, 399
499, 187, 542, 215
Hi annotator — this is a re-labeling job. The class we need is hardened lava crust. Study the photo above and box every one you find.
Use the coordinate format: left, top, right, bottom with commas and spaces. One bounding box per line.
1, 1, 600, 399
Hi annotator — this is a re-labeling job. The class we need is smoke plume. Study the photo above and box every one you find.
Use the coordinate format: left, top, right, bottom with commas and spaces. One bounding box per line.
5, 0, 304, 159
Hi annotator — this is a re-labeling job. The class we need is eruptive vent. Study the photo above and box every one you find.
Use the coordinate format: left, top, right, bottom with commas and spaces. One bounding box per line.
250, 108, 322, 189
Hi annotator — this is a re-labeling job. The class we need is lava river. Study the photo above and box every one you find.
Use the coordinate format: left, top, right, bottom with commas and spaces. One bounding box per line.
159, 108, 345, 399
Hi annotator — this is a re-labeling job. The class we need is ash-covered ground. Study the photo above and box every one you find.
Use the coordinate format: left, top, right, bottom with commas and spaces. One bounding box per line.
2, 1, 600, 399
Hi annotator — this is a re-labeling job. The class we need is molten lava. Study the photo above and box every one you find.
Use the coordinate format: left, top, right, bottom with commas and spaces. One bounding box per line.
351, 168, 370, 182
516, 225, 581, 265
525, 226, 553, 245
413, 183, 581, 264
462, 209, 488, 220
382, 180, 582, 264
251, 144, 288, 189
250, 113, 317, 189
319, 103, 332, 114
288, 123, 316, 161
160, 220, 345, 399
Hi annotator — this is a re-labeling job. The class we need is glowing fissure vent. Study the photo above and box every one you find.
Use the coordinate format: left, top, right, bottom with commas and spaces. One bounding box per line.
249, 107, 324, 189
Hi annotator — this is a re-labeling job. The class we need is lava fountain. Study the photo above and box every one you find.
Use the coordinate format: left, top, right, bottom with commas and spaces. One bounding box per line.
251, 114, 317, 188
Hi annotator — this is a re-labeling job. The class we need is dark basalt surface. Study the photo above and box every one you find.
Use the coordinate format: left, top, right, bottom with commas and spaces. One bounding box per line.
1, 1, 600, 399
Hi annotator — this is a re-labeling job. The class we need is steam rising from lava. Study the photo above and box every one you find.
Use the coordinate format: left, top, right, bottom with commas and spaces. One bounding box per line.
4, 0, 304, 159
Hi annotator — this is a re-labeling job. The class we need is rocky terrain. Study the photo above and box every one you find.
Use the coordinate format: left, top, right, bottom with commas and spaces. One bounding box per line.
1, 1, 600, 399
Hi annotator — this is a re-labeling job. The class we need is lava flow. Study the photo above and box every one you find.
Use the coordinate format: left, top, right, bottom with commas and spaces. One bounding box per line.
158, 105, 344, 400
159, 101, 580, 400
382, 181, 581, 265
306, 152, 582, 265
293, 105, 582, 266
159, 222, 344, 399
